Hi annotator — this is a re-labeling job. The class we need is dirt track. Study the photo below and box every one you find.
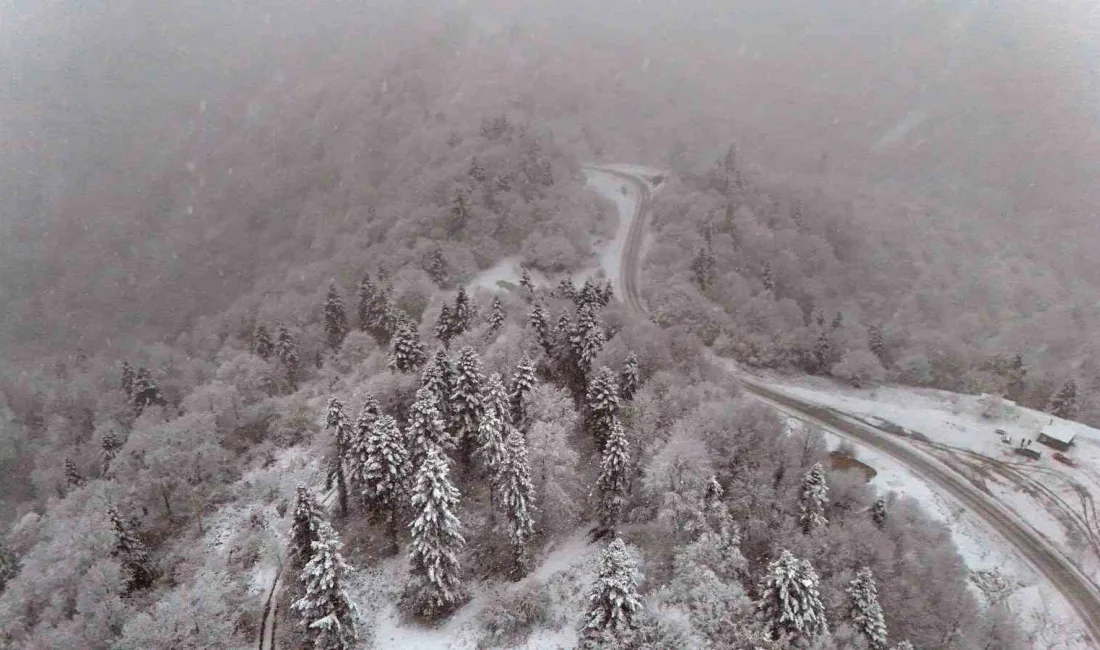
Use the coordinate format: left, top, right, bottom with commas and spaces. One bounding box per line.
604, 166, 1100, 646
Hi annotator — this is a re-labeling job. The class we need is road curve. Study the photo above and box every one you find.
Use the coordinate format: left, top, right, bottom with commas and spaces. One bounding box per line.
605, 166, 1100, 646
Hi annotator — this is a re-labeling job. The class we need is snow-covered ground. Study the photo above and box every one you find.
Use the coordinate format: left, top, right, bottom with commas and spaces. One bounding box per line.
354, 528, 597, 649
772, 374, 1100, 649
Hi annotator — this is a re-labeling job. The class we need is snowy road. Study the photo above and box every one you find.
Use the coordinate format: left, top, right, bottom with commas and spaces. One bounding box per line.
601, 166, 1100, 647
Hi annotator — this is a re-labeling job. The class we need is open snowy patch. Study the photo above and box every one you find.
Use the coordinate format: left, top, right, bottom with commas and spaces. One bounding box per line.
353, 528, 597, 650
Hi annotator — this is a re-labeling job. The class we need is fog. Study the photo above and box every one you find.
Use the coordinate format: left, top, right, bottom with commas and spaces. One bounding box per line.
0, 0, 1098, 357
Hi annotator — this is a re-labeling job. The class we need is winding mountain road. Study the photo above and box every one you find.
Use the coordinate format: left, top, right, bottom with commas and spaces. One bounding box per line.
602, 166, 1100, 646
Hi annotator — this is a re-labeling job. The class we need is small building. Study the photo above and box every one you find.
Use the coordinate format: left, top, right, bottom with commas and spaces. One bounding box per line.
1038, 420, 1076, 452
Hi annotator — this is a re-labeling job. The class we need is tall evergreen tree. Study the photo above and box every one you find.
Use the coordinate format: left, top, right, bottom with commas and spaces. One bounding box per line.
799, 463, 829, 533
406, 387, 450, 471
509, 355, 538, 426
582, 538, 643, 642
528, 299, 553, 356
291, 486, 325, 569
132, 367, 162, 414
486, 296, 506, 338
554, 278, 577, 302
577, 279, 602, 309
848, 567, 889, 650
323, 283, 349, 351
1048, 379, 1079, 420
476, 373, 509, 484
291, 520, 360, 650
426, 247, 449, 286
101, 429, 122, 475
519, 268, 535, 297
451, 347, 486, 469
596, 418, 631, 531
757, 549, 828, 640
692, 246, 717, 293
388, 319, 427, 373
499, 426, 535, 577
324, 398, 352, 517
421, 350, 455, 420
435, 304, 457, 348
452, 286, 475, 335
108, 506, 153, 593
867, 323, 886, 364
586, 367, 621, 450
254, 325, 274, 360
598, 279, 614, 306
356, 272, 375, 332
405, 444, 466, 619
357, 414, 409, 554
277, 326, 302, 389
570, 304, 606, 379
448, 192, 470, 237
120, 361, 135, 398
872, 495, 887, 529
619, 353, 640, 401
65, 457, 85, 488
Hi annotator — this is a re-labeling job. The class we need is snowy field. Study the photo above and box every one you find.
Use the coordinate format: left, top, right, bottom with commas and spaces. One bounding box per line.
770, 374, 1100, 649
354, 528, 597, 649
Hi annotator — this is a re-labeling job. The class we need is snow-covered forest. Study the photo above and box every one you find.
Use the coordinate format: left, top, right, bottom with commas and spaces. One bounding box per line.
0, 0, 1096, 648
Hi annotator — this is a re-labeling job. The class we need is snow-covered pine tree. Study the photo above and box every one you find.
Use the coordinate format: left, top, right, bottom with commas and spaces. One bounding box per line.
323, 282, 349, 351
867, 323, 886, 364
64, 457, 85, 488
357, 414, 408, 554
435, 304, 456, 348
509, 355, 538, 426
582, 537, 642, 641
406, 386, 450, 471
132, 367, 162, 414
121, 361, 135, 398
527, 298, 553, 356
291, 520, 360, 650
486, 296, 506, 338
586, 366, 621, 450
357, 272, 376, 332
324, 398, 352, 517
799, 462, 829, 533
619, 353, 640, 402
254, 325, 274, 360
421, 349, 454, 419
426, 247, 449, 286
388, 319, 427, 373
277, 326, 302, 388
290, 485, 325, 569
476, 373, 509, 485
108, 506, 153, 593
450, 346, 486, 469
872, 495, 887, 529
596, 418, 631, 530
101, 429, 122, 474
449, 191, 470, 237
554, 278, 577, 302
599, 279, 614, 306
452, 285, 475, 335
405, 444, 466, 619
578, 278, 601, 308
848, 566, 888, 650
891, 641, 914, 650
757, 549, 828, 640
499, 426, 535, 577
468, 157, 486, 183
519, 268, 535, 297
691, 246, 716, 293
1048, 379, 1079, 420
570, 304, 606, 379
